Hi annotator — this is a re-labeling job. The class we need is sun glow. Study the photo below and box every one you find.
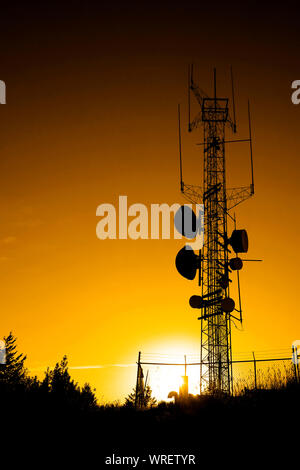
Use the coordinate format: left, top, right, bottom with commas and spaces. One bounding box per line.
140, 339, 201, 402
147, 364, 201, 402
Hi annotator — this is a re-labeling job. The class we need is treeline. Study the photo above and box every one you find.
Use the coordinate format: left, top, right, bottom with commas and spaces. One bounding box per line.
1, 332, 299, 460
0, 333, 98, 420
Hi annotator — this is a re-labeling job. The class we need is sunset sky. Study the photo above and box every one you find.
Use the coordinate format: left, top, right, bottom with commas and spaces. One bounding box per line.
0, 1, 299, 402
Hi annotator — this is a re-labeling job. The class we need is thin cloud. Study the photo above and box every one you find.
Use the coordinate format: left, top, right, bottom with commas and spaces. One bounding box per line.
28, 363, 136, 372
70, 364, 136, 370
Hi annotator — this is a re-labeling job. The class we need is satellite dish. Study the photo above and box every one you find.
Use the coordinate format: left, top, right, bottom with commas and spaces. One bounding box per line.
229, 257, 243, 271
174, 205, 197, 239
175, 246, 199, 280
229, 229, 248, 253
221, 297, 235, 313
189, 295, 203, 309
168, 391, 178, 401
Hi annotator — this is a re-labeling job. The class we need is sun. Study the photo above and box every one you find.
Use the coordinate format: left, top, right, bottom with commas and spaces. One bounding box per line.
140, 337, 201, 402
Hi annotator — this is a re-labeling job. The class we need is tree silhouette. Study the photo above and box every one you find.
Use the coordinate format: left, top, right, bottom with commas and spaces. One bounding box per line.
80, 383, 98, 409
125, 384, 157, 408
0, 332, 27, 387
44, 355, 77, 396
0, 333, 97, 415
42, 355, 97, 410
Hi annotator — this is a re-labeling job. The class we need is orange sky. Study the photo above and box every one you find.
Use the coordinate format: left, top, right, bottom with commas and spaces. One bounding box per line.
0, 2, 299, 402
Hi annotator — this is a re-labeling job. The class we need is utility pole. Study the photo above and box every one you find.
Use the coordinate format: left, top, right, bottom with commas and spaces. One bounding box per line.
253, 351, 257, 389
135, 351, 145, 408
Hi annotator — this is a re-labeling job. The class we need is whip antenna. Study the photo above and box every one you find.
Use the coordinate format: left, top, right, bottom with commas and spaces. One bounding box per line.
178, 104, 184, 192
231, 66, 237, 133
248, 100, 254, 194
188, 65, 191, 132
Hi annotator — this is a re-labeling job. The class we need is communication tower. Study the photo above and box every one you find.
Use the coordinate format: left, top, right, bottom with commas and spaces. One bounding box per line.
175, 66, 255, 394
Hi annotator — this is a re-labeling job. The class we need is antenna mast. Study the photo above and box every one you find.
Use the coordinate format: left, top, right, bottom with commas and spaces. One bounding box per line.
175, 67, 255, 394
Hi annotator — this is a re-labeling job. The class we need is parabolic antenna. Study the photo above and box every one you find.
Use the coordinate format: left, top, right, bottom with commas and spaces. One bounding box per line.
174, 205, 197, 239
175, 246, 199, 280
229, 229, 248, 253
221, 297, 235, 313
189, 295, 203, 309
229, 257, 243, 270
168, 391, 178, 401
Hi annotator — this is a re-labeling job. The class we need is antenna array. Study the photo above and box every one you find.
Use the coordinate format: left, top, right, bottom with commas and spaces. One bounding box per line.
176, 67, 256, 394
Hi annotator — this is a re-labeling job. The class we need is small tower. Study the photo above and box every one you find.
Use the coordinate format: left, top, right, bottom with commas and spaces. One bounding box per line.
179, 355, 189, 398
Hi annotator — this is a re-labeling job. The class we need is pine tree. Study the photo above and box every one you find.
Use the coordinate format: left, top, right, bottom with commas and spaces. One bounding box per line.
80, 383, 98, 409
125, 384, 157, 408
0, 335, 98, 412
0, 332, 27, 387
41, 355, 98, 409
43, 355, 78, 397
